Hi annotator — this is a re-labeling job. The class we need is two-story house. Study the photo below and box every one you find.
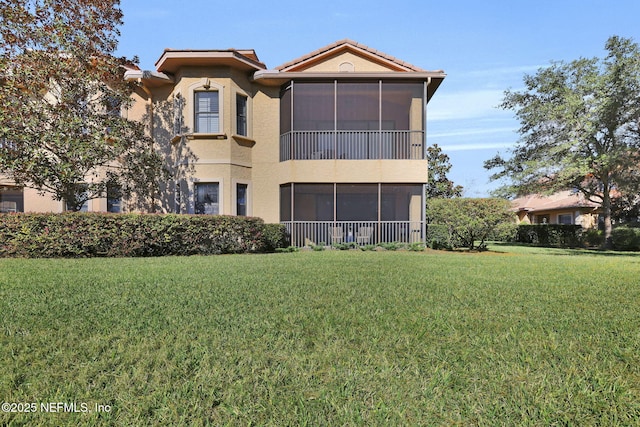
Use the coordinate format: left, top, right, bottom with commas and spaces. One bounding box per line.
1, 40, 446, 246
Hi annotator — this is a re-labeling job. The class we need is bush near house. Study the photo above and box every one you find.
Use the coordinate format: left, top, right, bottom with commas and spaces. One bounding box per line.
611, 226, 640, 251
0, 213, 288, 258
515, 224, 584, 248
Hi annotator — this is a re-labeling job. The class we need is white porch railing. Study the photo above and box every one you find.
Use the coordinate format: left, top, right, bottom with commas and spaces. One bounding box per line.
279, 130, 424, 161
281, 221, 425, 247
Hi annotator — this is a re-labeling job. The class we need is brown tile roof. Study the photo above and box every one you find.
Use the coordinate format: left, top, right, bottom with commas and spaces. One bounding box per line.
511, 190, 600, 212
275, 39, 428, 72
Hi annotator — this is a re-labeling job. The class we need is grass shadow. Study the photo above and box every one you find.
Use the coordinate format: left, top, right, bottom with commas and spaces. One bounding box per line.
489, 241, 640, 257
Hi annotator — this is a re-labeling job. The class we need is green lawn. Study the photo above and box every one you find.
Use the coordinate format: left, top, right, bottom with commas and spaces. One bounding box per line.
1, 248, 640, 426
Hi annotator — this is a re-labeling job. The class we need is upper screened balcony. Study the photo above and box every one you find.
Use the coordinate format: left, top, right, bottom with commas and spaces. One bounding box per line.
279, 80, 427, 161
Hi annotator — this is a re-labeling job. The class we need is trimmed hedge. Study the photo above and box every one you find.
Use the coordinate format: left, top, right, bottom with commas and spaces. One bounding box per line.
611, 226, 640, 251
0, 212, 289, 258
515, 224, 584, 248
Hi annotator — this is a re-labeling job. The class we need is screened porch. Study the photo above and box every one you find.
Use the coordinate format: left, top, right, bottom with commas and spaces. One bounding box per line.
280, 183, 425, 247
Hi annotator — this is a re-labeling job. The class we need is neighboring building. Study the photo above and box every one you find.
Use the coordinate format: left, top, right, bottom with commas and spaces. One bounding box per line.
511, 190, 600, 229
1, 40, 446, 245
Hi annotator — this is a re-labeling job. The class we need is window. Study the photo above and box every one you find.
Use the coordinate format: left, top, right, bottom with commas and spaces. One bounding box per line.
65, 184, 89, 212
236, 94, 247, 136
536, 214, 550, 224
236, 183, 248, 216
174, 183, 182, 214
104, 95, 122, 117
558, 214, 573, 225
173, 94, 184, 136
195, 183, 219, 215
0, 186, 23, 212
194, 91, 219, 133
107, 184, 121, 213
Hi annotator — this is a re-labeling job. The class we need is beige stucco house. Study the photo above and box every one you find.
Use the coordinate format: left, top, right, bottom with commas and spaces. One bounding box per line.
511, 190, 601, 229
1, 40, 446, 245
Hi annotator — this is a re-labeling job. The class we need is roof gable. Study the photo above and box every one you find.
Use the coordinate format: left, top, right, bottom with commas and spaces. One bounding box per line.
276, 39, 426, 73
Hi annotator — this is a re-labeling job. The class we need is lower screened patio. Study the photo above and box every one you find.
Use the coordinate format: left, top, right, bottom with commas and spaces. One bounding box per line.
280, 183, 425, 247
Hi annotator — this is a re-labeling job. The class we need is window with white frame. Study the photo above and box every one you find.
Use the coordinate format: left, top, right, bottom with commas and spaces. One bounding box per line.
194, 183, 219, 215
194, 91, 219, 133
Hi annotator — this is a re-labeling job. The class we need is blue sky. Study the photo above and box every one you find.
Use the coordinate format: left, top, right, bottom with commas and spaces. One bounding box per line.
116, 0, 640, 196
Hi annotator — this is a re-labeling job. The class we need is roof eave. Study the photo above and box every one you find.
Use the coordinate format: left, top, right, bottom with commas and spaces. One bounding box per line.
124, 69, 174, 87
155, 50, 266, 74
252, 70, 446, 99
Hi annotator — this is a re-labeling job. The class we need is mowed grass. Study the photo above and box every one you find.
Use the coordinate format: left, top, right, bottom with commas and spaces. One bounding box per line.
1, 249, 640, 426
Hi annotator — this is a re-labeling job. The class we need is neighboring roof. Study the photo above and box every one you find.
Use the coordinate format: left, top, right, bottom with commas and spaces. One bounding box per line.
154, 49, 266, 74
511, 190, 600, 213
276, 39, 431, 73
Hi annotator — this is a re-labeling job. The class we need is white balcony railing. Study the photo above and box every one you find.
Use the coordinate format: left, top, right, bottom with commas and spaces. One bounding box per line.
279, 130, 424, 161
281, 221, 425, 247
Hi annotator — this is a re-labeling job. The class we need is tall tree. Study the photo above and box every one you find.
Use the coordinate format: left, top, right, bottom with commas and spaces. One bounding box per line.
0, 0, 167, 211
426, 144, 463, 199
485, 36, 640, 247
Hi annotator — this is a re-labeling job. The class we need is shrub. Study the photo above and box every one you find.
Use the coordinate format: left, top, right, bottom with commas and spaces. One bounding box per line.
582, 229, 604, 248
333, 242, 359, 250
378, 242, 402, 251
408, 242, 426, 251
611, 226, 640, 251
427, 198, 516, 250
515, 224, 584, 248
261, 222, 290, 251
426, 224, 453, 250
0, 212, 287, 258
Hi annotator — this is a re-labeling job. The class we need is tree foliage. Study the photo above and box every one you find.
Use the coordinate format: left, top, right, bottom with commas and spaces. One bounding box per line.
426, 144, 463, 199
0, 0, 167, 211
485, 36, 640, 247
426, 198, 515, 251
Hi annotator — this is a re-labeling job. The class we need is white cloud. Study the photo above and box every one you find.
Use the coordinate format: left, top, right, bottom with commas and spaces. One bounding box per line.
461, 64, 544, 80
428, 63, 544, 122
429, 126, 516, 139
439, 142, 515, 152
427, 89, 506, 121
